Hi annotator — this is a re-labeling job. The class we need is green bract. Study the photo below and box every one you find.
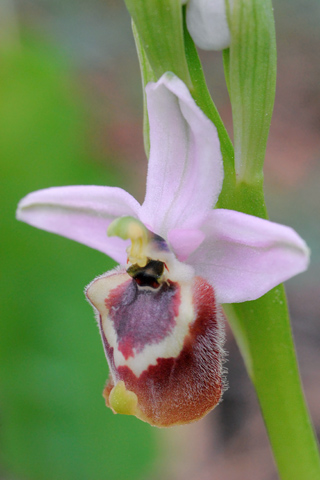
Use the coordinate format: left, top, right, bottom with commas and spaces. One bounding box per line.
224, 0, 277, 185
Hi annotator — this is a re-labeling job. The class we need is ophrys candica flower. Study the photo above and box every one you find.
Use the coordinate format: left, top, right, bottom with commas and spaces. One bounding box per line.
17, 73, 309, 426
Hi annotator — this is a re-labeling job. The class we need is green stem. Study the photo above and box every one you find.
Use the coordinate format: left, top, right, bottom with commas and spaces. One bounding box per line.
132, 21, 156, 157
124, 0, 192, 89
221, 183, 320, 480
224, 288, 320, 479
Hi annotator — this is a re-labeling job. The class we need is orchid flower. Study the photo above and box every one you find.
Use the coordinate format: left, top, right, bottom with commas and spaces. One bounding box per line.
182, 0, 231, 51
17, 73, 309, 427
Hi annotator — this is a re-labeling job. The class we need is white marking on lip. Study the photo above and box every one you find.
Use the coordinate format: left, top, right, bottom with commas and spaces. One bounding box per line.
86, 266, 196, 377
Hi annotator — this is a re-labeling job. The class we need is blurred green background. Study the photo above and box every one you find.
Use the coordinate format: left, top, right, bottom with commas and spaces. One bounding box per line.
0, 4, 154, 479
1, 1, 319, 479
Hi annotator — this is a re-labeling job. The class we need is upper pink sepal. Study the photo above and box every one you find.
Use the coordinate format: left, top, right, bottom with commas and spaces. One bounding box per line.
188, 209, 310, 304
140, 73, 223, 237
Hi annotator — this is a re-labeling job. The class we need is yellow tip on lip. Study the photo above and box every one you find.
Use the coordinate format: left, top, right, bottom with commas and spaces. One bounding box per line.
108, 381, 138, 416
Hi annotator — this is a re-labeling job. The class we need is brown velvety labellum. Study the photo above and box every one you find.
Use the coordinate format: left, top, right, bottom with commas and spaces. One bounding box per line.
95, 274, 225, 427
